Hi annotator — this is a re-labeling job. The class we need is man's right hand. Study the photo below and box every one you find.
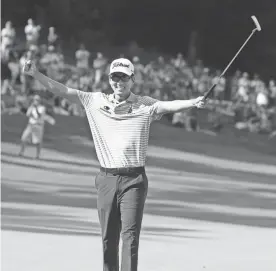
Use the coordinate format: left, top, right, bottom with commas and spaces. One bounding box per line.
22, 60, 37, 76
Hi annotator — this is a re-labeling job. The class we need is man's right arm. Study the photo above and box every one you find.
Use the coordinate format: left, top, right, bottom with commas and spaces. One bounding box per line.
23, 60, 81, 105
33, 71, 81, 105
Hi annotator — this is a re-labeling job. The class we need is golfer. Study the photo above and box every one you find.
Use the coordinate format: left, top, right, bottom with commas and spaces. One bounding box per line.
22, 58, 205, 271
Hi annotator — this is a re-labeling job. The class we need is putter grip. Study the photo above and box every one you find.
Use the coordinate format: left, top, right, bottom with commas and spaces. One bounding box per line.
203, 83, 217, 100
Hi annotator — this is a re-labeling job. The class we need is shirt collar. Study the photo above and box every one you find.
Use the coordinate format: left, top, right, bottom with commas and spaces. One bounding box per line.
109, 92, 137, 104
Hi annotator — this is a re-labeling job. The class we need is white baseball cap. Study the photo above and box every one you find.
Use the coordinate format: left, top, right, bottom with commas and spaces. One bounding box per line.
109, 58, 134, 76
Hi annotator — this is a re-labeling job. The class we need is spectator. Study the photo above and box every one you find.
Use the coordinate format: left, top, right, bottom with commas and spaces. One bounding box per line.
197, 68, 211, 95
229, 70, 241, 100
268, 79, 276, 106
256, 83, 269, 108
212, 70, 226, 100
80, 70, 93, 92
1, 45, 12, 94
172, 53, 187, 69
19, 49, 38, 94
236, 72, 250, 102
193, 59, 204, 78
24, 18, 41, 49
7, 47, 20, 89
93, 52, 107, 85
132, 56, 144, 86
1, 21, 16, 52
47, 27, 59, 47
75, 43, 90, 75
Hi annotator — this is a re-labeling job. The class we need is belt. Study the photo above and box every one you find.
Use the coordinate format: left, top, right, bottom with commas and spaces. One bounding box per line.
100, 166, 145, 176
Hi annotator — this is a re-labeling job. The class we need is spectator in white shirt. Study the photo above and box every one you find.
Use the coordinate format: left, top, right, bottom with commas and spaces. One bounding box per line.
237, 72, 250, 102
1, 21, 16, 51
24, 18, 41, 49
256, 83, 269, 108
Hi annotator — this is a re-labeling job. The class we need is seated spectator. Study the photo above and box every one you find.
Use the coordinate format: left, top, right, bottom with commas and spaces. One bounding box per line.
1, 21, 16, 52
24, 18, 41, 49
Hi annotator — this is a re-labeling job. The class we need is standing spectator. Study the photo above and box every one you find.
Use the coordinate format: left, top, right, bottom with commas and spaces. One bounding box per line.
1, 45, 12, 94
197, 68, 211, 95
93, 52, 107, 85
63, 74, 80, 114
18, 95, 51, 159
229, 70, 241, 100
172, 53, 187, 69
268, 79, 276, 106
193, 59, 204, 78
256, 83, 269, 108
236, 72, 250, 102
80, 70, 93, 92
19, 47, 39, 94
47, 27, 59, 47
7, 47, 20, 89
212, 70, 226, 100
132, 56, 144, 86
24, 18, 41, 49
1, 21, 16, 52
75, 43, 90, 75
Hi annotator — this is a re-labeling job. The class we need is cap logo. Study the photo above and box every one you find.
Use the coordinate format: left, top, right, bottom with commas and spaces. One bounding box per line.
112, 62, 129, 68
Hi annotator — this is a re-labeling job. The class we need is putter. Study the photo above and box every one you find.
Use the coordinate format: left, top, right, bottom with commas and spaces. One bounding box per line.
203, 15, 261, 100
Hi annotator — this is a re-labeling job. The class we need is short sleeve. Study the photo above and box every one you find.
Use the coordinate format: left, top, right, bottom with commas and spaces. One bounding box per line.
77, 90, 99, 108
140, 96, 163, 121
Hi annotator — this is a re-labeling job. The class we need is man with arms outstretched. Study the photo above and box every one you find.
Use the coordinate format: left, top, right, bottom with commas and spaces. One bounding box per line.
22, 58, 205, 271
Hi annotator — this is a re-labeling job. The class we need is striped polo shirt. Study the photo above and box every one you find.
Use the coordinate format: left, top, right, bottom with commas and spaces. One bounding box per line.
77, 91, 162, 168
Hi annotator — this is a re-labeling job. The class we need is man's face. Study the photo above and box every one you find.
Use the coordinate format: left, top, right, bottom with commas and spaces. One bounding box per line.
109, 72, 134, 96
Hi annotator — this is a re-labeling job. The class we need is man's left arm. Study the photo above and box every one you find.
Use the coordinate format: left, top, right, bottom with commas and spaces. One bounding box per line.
154, 97, 205, 114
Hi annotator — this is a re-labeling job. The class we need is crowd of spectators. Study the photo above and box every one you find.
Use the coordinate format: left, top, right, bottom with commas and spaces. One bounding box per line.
1, 19, 276, 136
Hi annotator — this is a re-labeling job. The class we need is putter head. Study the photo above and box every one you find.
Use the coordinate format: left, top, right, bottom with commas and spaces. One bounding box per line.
251, 15, 261, 31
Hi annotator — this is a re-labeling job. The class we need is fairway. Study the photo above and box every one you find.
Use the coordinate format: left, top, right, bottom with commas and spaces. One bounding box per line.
1, 114, 276, 271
